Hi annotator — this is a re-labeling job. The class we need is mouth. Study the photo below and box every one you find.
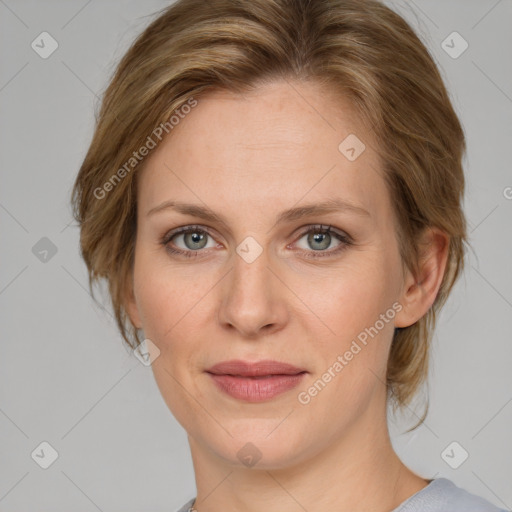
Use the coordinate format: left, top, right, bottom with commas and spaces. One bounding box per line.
205, 359, 308, 402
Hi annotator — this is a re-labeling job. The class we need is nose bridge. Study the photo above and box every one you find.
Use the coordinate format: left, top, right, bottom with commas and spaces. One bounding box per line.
232, 245, 270, 297
218, 241, 286, 336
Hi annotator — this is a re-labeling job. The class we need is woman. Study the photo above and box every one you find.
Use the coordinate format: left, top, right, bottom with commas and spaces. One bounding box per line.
70, 0, 507, 510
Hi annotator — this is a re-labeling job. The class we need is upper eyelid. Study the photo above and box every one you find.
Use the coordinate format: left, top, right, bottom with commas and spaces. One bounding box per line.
164, 224, 219, 242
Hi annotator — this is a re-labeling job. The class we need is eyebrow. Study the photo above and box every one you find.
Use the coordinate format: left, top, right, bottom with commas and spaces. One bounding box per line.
147, 198, 371, 226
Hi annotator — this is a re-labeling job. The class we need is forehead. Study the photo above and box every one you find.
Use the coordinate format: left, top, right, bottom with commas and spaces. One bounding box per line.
137, 80, 388, 224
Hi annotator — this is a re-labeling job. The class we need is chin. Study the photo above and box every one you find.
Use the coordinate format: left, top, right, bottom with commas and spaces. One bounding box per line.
204, 421, 308, 470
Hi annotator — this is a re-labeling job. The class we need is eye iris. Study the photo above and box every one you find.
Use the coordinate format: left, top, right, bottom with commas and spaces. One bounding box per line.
308, 231, 331, 250
185, 231, 207, 250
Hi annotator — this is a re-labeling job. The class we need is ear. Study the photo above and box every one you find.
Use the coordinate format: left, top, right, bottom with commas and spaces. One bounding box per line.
394, 227, 450, 329
124, 272, 142, 330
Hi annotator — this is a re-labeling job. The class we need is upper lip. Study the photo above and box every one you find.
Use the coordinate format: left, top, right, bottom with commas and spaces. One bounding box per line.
206, 359, 307, 377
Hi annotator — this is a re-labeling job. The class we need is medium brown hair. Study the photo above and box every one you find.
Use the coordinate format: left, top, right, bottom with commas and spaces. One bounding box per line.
71, 0, 468, 425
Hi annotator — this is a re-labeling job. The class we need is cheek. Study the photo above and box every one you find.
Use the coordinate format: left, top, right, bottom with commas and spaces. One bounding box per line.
133, 254, 180, 349
288, 257, 397, 400
133, 259, 209, 425
135, 279, 174, 341
133, 253, 220, 356
290, 258, 395, 339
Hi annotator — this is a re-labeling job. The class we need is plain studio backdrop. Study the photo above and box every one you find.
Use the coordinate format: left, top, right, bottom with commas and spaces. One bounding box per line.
0, 1, 511, 511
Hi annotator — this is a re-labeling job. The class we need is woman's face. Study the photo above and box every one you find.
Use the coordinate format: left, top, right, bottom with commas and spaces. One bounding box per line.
127, 79, 414, 468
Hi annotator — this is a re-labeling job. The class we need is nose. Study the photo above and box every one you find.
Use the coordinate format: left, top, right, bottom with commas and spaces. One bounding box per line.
217, 246, 289, 338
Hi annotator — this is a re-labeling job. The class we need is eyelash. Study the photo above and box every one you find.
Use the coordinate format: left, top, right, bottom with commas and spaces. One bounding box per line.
160, 224, 353, 259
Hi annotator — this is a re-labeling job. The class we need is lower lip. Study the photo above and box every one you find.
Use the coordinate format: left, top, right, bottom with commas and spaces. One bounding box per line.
207, 372, 306, 402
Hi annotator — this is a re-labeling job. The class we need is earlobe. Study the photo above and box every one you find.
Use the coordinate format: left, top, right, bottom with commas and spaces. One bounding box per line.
394, 227, 450, 329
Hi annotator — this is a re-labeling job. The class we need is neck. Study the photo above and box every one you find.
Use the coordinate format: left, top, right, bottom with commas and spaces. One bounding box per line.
186, 399, 429, 512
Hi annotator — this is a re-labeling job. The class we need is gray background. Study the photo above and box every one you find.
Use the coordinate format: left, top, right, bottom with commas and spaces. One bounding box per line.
1, 0, 511, 511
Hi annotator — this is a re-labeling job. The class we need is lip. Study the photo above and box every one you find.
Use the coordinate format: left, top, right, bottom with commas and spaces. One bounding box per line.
206, 359, 307, 403
207, 359, 307, 377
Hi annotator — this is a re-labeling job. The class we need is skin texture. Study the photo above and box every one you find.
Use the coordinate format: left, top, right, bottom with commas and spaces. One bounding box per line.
126, 79, 449, 512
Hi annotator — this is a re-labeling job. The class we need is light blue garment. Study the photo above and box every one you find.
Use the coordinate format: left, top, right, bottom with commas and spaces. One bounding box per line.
389, 477, 508, 512
175, 478, 509, 512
